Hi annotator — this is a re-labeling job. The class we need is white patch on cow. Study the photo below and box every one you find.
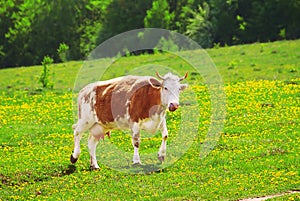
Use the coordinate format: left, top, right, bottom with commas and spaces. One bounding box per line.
131, 122, 140, 134
132, 146, 141, 164
160, 73, 182, 108
140, 112, 166, 134
158, 120, 168, 160
114, 106, 131, 129
101, 84, 115, 96
89, 123, 104, 138
131, 122, 141, 164
81, 91, 98, 123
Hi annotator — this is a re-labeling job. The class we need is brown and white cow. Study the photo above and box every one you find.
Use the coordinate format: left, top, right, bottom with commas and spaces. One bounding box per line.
70, 72, 188, 169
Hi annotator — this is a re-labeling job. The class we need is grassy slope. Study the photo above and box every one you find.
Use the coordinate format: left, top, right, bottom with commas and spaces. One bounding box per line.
0, 40, 299, 90
0, 40, 299, 200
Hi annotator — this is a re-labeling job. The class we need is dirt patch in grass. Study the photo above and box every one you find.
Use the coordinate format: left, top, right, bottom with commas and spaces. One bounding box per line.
239, 190, 300, 201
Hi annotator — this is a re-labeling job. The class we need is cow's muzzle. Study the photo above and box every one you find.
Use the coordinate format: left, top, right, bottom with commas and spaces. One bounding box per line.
168, 102, 179, 112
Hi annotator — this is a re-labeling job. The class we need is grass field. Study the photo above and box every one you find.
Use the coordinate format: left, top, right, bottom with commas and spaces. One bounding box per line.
0, 40, 299, 200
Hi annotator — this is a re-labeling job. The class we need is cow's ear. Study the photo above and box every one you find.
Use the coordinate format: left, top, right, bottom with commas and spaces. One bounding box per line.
180, 83, 188, 91
149, 78, 162, 88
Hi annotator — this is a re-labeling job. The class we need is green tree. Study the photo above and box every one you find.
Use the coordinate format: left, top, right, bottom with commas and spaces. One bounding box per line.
209, 0, 239, 46
1, 0, 104, 68
57, 43, 69, 62
29, 0, 79, 63
78, 0, 109, 57
1, 0, 300, 68
2, 0, 42, 67
241, 0, 300, 42
144, 0, 175, 29
168, 0, 206, 33
185, 2, 213, 48
97, 0, 152, 45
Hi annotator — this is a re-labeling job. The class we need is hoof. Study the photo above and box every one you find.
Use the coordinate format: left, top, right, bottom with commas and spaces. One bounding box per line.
132, 162, 142, 167
70, 154, 78, 164
90, 165, 100, 170
158, 155, 165, 162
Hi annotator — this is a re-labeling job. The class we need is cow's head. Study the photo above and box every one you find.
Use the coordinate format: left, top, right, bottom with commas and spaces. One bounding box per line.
149, 72, 188, 112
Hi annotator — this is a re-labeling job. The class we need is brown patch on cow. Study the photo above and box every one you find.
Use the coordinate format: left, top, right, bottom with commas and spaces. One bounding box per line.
83, 92, 90, 103
163, 136, 168, 140
78, 104, 81, 119
134, 141, 139, 148
93, 78, 136, 124
94, 84, 115, 123
133, 136, 140, 148
92, 76, 163, 124
129, 82, 162, 122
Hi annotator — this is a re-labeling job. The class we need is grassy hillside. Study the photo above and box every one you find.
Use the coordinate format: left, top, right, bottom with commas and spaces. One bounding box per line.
0, 40, 299, 200
0, 39, 299, 91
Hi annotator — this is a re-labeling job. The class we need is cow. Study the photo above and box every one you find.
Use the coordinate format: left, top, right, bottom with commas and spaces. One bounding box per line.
70, 72, 188, 169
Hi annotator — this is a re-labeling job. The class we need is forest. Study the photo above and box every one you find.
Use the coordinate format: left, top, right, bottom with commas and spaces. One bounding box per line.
1, 0, 299, 68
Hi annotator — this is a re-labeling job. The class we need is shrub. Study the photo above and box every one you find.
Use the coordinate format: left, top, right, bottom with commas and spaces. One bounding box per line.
57, 43, 69, 62
39, 56, 54, 89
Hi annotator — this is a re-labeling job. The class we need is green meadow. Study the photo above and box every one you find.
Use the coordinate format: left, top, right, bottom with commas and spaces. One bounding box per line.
0, 40, 299, 200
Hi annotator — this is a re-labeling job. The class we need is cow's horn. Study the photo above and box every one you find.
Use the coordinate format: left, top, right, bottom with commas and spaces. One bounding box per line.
179, 72, 188, 81
156, 71, 165, 80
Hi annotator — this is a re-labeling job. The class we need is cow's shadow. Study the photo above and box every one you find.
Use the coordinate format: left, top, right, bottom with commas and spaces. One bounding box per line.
120, 163, 165, 174
62, 164, 77, 176
60, 163, 165, 175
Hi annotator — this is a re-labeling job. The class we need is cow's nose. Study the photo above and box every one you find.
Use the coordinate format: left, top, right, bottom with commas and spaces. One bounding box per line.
169, 102, 179, 112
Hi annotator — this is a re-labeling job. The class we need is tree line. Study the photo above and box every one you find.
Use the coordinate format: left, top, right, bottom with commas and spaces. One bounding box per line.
1, 0, 299, 68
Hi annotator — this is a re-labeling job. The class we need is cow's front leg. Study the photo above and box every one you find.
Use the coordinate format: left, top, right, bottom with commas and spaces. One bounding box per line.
158, 120, 168, 162
131, 124, 141, 165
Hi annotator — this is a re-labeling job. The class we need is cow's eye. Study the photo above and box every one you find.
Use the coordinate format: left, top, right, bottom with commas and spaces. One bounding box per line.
164, 87, 168, 91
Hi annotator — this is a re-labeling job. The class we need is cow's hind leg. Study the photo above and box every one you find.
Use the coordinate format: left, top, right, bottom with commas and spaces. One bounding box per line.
71, 121, 91, 164
88, 124, 103, 170
88, 135, 100, 170
70, 129, 81, 164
